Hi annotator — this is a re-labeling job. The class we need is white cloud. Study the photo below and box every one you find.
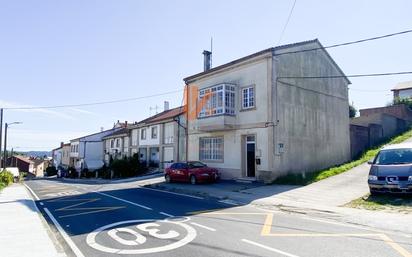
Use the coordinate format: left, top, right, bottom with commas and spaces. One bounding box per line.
0, 100, 75, 120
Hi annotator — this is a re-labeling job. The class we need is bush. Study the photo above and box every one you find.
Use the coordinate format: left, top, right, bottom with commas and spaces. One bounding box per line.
68, 167, 78, 178
45, 166, 57, 176
0, 171, 14, 186
96, 164, 111, 179
109, 154, 146, 179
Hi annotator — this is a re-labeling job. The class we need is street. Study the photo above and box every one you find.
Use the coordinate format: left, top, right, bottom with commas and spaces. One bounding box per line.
25, 179, 412, 257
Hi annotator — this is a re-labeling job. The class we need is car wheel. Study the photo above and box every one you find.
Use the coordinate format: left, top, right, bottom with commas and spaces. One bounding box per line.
190, 175, 197, 185
165, 174, 172, 183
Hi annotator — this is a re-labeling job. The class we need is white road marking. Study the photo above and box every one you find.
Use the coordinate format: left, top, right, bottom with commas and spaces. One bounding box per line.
218, 199, 239, 206
138, 187, 204, 199
86, 219, 197, 254
23, 183, 40, 200
39, 202, 44, 206
190, 222, 216, 231
159, 212, 174, 217
95, 191, 153, 210
241, 239, 300, 257
44, 208, 85, 257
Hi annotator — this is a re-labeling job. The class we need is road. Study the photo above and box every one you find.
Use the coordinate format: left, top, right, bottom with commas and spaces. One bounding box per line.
24, 179, 412, 257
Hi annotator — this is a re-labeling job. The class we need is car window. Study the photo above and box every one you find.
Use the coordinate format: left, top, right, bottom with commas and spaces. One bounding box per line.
375, 149, 412, 165
188, 161, 207, 168
170, 163, 177, 169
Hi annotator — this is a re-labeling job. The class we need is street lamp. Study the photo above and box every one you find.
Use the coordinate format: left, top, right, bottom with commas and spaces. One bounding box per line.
3, 122, 22, 170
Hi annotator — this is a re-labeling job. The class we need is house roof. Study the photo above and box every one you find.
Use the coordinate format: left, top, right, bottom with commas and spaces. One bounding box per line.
70, 127, 120, 142
392, 81, 412, 91
183, 39, 350, 84
137, 106, 185, 126
102, 127, 130, 140
12, 155, 34, 164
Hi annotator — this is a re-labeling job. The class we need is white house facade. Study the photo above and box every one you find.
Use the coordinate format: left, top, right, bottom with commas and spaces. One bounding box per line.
184, 39, 351, 183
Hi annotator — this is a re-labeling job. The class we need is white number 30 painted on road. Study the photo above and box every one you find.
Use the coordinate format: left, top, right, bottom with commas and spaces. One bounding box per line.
108, 222, 180, 246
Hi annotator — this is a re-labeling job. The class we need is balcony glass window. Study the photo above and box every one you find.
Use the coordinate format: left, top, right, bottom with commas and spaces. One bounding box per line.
198, 84, 235, 118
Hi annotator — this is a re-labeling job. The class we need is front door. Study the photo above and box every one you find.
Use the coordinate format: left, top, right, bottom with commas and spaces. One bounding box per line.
246, 135, 256, 177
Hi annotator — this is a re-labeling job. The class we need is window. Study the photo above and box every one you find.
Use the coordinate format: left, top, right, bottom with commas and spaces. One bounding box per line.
116, 138, 120, 147
151, 126, 158, 139
198, 84, 235, 118
141, 129, 146, 140
110, 140, 114, 148
199, 137, 224, 161
242, 86, 255, 109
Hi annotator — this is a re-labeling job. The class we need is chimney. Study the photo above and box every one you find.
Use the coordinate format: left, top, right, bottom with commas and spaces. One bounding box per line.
100, 127, 104, 132
203, 50, 212, 71
164, 101, 170, 111
60, 142, 64, 148
124, 121, 128, 127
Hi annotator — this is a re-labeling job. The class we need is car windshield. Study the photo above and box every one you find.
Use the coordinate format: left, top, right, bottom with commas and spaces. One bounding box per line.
374, 148, 412, 165
188, 161, 207, 168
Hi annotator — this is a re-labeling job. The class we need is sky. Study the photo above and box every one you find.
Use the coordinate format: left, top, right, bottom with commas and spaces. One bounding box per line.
0, 0, 411, 151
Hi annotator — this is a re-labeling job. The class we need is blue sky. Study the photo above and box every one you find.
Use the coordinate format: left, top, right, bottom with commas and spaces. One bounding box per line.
0, 0, 411, 151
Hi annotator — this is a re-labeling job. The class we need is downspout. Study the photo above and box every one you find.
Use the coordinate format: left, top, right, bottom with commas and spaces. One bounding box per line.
185, 83, 189, 162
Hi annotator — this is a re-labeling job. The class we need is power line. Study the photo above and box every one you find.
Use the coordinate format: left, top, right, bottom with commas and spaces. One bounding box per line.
278, 0, 297, 44
275, 29, 412, 56
278, 71, 412, 79
3, 89, 183, 110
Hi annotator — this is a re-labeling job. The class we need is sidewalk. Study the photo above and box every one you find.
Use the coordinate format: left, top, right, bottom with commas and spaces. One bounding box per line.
0, 184, 65, 257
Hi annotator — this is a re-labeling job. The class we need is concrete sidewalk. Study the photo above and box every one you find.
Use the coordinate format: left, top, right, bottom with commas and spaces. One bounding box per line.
0, 184, 65, 257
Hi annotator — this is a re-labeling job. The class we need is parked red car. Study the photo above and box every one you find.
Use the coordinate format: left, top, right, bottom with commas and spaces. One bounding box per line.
165, 161, 220, 184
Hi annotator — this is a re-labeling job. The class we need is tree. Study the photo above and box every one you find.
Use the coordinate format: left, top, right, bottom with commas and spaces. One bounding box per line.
349, 103, 357, 118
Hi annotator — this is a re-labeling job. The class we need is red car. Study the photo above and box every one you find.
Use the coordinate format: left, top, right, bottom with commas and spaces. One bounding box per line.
165, 161, 220, 184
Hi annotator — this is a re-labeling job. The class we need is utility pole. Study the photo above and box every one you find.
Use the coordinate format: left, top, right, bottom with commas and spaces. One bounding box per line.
3, 123, 7, 169
0, 108, 3, 169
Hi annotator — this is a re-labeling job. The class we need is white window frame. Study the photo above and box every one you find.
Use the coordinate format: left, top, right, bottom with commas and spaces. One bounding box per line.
151, 126, 158, 139
198, 84, 235, 118
242, 86, 255, 109
199, 137, 224, 162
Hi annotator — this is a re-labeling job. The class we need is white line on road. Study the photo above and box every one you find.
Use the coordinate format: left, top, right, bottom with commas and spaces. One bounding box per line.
95, 191, 153, 210
137, 187, 204, 200
44, 208, 85, 257
159, 212, 174, 217
218, 199, 239, 206
190, 222, 216, 231
23, 183, 40, 200
39, 202, 44, 206
241, 239, 301, 257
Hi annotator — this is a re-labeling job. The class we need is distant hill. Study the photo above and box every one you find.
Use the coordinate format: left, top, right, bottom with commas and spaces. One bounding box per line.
19, 151, 51, 158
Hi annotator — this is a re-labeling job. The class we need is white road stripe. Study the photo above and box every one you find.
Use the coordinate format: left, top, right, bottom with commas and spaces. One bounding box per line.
39, 202, 44, 206
44, 208, 85, 257
137, 187, 204, 200
190, 222, 216, 231
23, 183, 40, 200
241, 239, 300, 257
95, 191, 153, 210
159, 212, 174, 217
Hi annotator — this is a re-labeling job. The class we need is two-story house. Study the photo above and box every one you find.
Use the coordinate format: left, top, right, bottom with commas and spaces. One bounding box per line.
103, 126, 132, 164
69, 127, 122, 174
135, 105, 186, 169
184, 39, 351, 183
52, 142, 70, 169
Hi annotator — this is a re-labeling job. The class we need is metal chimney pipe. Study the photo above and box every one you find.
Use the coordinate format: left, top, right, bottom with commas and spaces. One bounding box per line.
203, 50, 212, 71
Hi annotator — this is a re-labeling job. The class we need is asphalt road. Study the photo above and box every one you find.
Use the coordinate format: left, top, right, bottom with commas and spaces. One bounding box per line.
25, 179, 412, 257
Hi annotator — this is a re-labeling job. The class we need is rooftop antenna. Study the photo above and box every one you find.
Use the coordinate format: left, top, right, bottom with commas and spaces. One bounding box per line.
149, 105, 159, 115
210, 37, 213, 68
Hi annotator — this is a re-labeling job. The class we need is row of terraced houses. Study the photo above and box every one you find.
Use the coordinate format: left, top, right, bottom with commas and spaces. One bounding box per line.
53, 39, 352, 183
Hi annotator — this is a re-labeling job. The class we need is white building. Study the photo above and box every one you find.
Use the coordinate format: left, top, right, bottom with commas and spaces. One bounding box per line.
184, 39, 351, 183
392, 81, 412, 99
103, 127, 132, 164
69, 127, 122, 173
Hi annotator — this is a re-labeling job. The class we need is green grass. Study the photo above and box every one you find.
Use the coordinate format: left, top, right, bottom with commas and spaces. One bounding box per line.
346, 194, 412, 213
0, 182, 5, 191
273, 127, 412, 185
